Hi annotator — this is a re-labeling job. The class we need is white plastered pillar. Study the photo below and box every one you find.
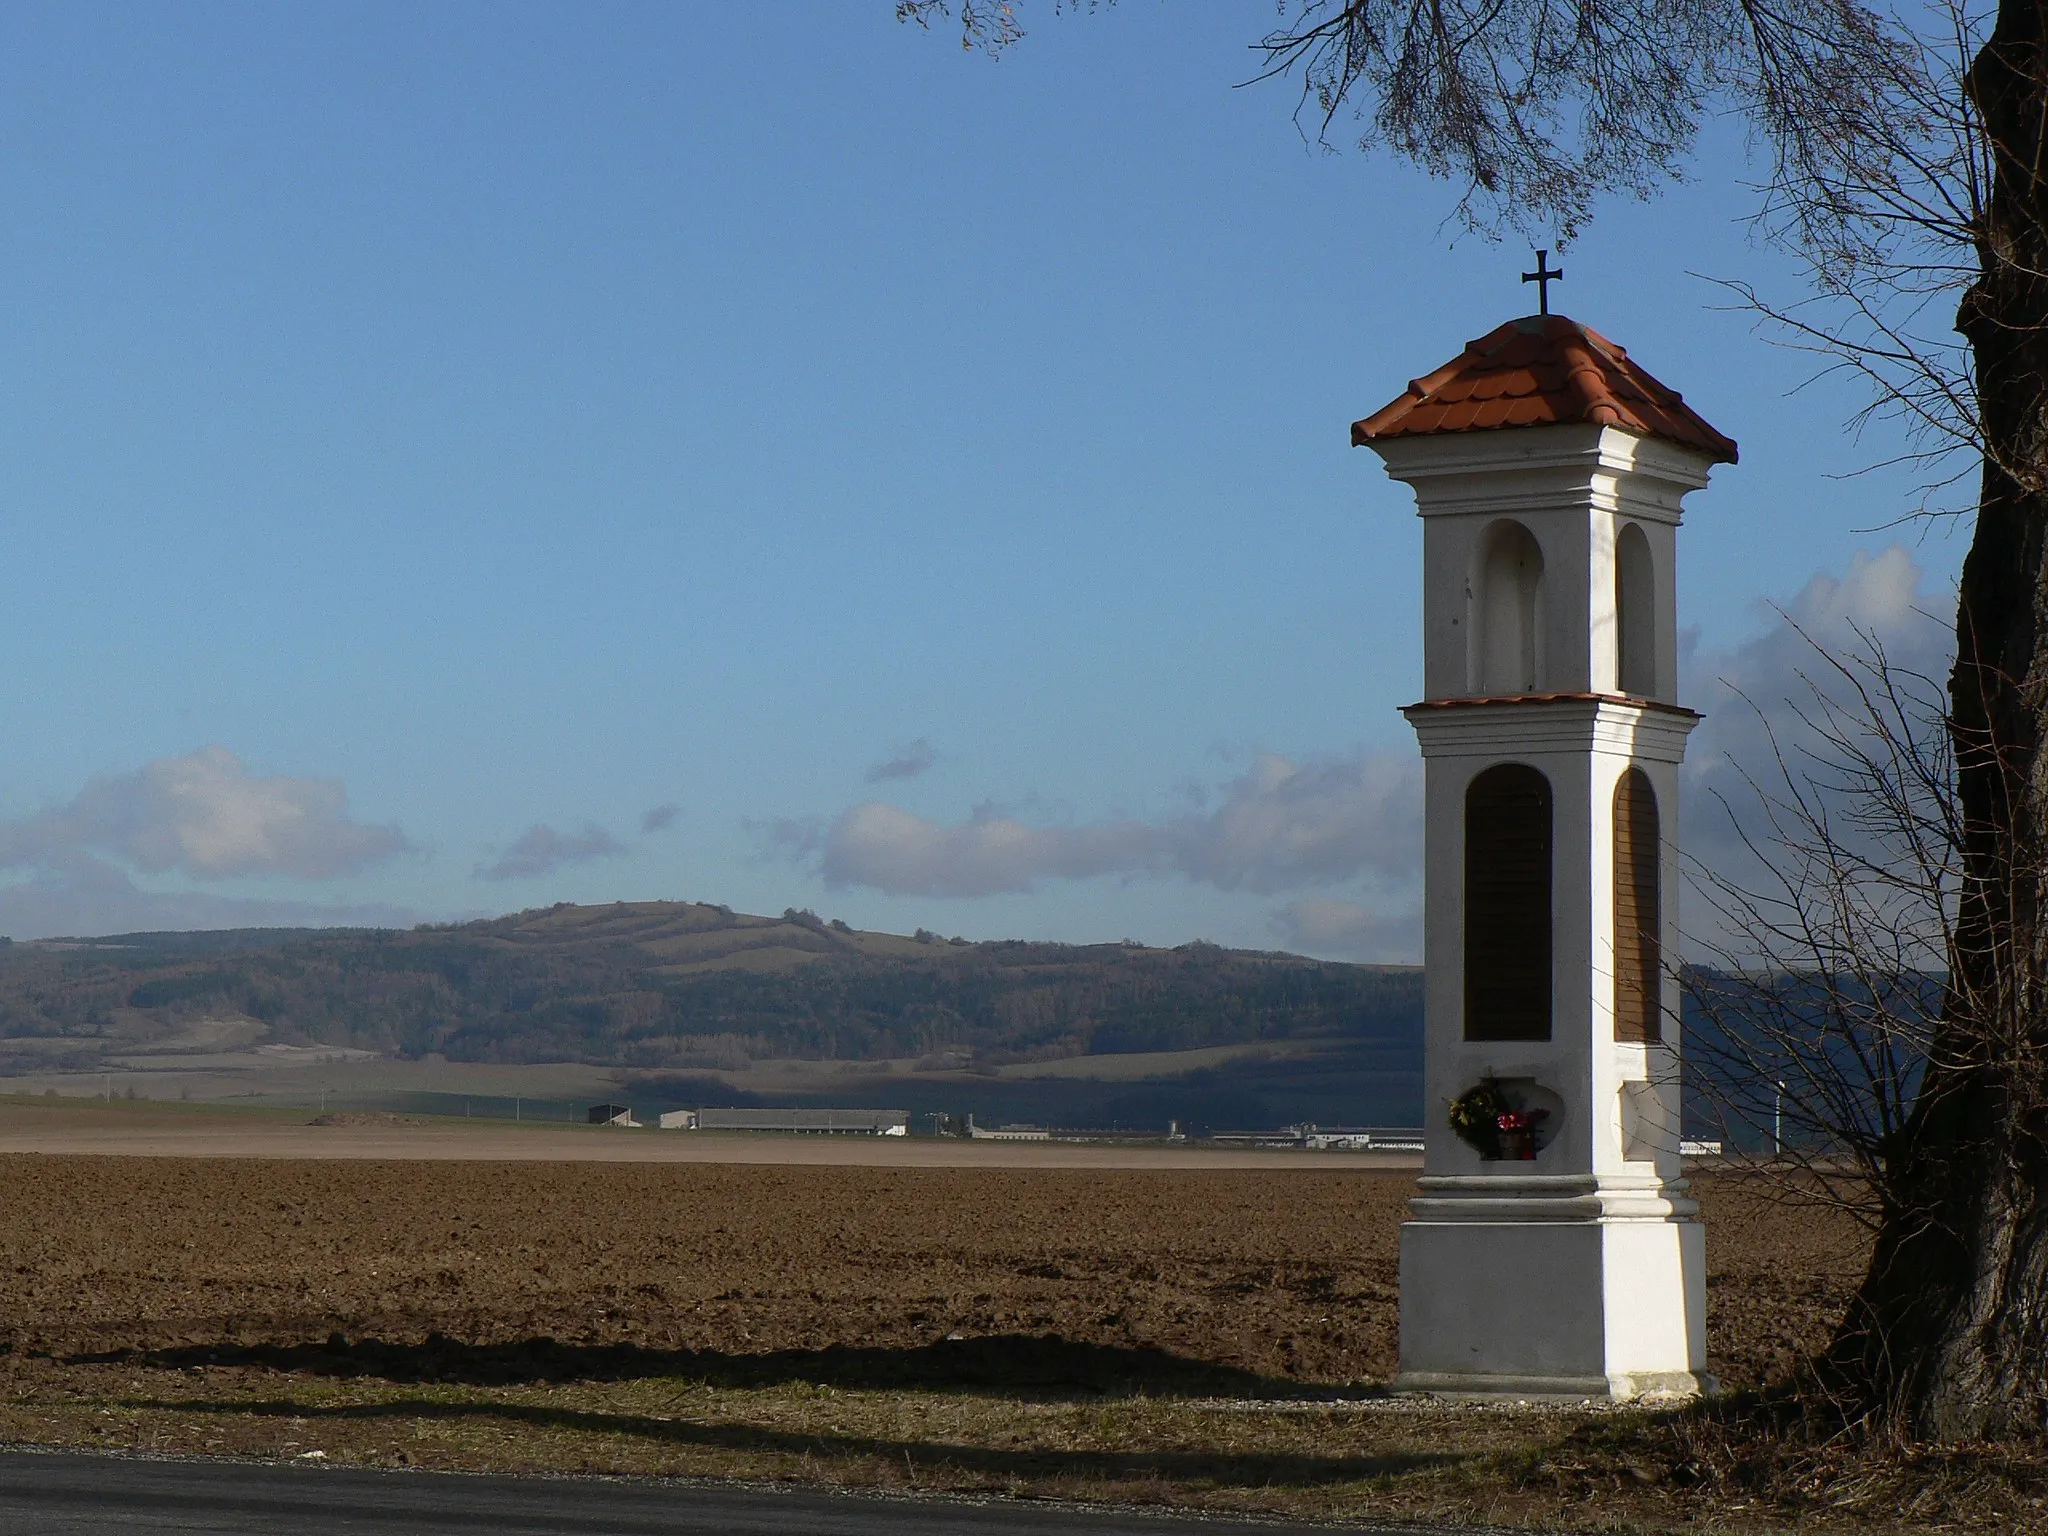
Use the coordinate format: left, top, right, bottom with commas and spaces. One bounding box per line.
1371, 423, 1717, 1400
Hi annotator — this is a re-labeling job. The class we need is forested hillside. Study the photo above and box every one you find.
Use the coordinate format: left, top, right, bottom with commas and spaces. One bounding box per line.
0, 901, 1420, 1072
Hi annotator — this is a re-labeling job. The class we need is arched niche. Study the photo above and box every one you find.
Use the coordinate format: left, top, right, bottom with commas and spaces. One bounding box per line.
1473, 520, 1545, 694
1612, 766, 1662, 1043
1465, 762, 1552, 1042
1616, 521, 1656, 697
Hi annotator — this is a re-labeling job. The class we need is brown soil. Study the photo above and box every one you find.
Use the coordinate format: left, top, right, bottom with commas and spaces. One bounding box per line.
0, 1156, 1933, 1531
0, 1156, 1862, 1393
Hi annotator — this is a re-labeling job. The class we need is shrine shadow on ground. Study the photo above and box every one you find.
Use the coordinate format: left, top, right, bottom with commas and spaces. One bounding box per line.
76, 1333, 1351, 1401
111, 1393, 1455, 1490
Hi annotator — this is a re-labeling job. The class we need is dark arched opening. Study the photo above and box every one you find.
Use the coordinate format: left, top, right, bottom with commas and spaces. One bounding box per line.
1613, 766, 1662, 1043
1464, 763, 1552, 1042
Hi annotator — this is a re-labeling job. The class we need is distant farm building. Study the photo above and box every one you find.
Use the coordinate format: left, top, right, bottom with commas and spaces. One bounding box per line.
690, 1107, 908, 1136
1208, 1124, 1424, 1151
657, 1109, 698, 1130
1302, 1127, 1423, 1152
965, 1115, 1050, 1141
586, 1103, 639, 1127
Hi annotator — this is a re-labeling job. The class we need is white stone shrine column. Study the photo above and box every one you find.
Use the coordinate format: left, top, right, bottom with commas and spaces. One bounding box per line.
1354, 315, 1737, 1399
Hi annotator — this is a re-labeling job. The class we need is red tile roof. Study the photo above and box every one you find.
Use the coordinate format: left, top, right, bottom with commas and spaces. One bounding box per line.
1352, 314, 1737, 463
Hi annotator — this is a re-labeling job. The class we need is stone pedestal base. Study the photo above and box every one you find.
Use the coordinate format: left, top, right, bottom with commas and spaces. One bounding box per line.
1395, 1179, 1708, 1401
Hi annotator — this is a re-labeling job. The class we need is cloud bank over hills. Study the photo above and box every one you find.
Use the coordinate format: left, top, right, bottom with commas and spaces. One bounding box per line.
0, 747, 421, 939
765, 748, 1422, 898
0, 549, 1956, 954
0, 856, 422, 939
761, 546, 1955, 964
0, 746, 407, 882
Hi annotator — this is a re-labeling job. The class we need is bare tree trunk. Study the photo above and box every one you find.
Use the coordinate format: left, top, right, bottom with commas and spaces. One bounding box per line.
1834, 0, 2048, 1440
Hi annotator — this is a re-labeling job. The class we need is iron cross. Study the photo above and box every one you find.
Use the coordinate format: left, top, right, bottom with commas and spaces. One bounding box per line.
1522, 249, 1563, 315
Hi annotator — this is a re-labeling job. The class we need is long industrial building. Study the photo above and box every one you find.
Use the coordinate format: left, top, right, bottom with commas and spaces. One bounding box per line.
684, 1107, 909, 1136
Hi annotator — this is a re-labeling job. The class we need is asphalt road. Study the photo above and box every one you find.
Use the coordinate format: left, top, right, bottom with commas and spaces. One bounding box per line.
0, 1450, 1430, 1535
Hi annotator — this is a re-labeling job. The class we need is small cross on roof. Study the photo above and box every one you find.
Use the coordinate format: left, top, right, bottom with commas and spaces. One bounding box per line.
1521, 250, 1563, 315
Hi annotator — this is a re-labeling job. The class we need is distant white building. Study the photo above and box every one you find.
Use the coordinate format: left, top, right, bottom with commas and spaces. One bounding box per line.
965, 1115, 1049, 1141
586, 1103, 639, 1127
1302, 1127, 1426, 1152
691, 1107, 908, 1136
657, 1109, 698, 1130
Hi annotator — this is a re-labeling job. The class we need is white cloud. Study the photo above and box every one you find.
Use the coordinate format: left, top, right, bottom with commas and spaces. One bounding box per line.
1273, 897, 1421, 963
476, 822, 627, 881
766, 749, 1423, 899
0, 746, 407, 882
1680, 546, 1952, 873
795, 800, 1158, 897
1171, 752, 1420, 891
864, 739, 938, 783
0, 854, 422, 940
1671, 545, 1957, 964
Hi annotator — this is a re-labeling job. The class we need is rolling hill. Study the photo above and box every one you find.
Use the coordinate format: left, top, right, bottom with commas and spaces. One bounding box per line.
0, 902, 1422, 1085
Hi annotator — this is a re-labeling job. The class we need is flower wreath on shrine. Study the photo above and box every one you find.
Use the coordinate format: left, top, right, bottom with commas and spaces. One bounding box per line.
1448, 1077, 1549, 1161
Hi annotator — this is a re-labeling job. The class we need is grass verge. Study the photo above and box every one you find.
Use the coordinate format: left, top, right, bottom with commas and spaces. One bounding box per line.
2, 1355, 2044, 1532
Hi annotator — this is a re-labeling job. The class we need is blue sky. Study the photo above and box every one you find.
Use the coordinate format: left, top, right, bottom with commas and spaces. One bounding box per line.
0, 3, 1971, 952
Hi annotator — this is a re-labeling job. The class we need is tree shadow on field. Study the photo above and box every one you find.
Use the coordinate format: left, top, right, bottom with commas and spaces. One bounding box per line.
107, 1393, 1462, 1491
77, 1333, 1346, 1401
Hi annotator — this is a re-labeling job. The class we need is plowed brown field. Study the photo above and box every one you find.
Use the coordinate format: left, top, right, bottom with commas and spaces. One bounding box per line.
0, 1156, 1862, 1391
